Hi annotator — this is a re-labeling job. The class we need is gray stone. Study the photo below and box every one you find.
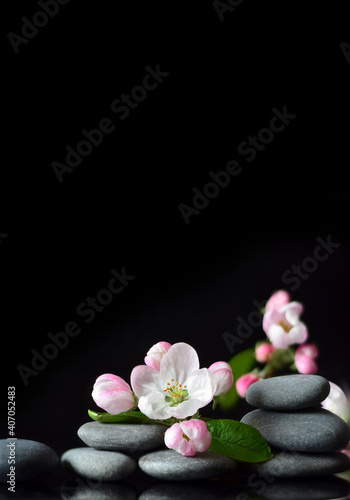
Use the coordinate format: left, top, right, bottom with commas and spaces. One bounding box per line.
247, 448, 350, 478
77, 422, 166, 453
61, 479, 137, 500
61, 447, 137, 481
138, 449, 236, 481
241, 407, 350, 452
0, 439, 58, 483
246, 374, 330, 410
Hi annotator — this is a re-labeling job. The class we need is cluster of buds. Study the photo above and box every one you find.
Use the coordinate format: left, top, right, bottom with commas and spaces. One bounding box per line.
236, 290, 320, 397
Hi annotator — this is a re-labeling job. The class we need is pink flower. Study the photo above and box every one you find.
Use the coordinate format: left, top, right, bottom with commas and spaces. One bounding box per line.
131, 342, 214, 420
255, 342, 276, 363
92, 373, 136, 415
164, 419, 212, 456
208, 361, 233, 396
236, 373, 261, 398
263, 301, 308, 349
144, 341, 172, 370
294, 344, 318, 374
265, 290, 291, 311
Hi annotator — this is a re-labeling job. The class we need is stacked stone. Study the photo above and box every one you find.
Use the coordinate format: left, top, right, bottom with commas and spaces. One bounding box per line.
241, 374, 350, 478
61, 421, 237, 482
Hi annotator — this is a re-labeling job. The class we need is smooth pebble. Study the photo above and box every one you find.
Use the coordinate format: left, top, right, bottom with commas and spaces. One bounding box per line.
61, 447, 137, 481
246, 374, 330, 410
77, 422, 165, 453
0, 439, 58, 483
138, 449, 236, 481
241, 407, 350, 452
247, 448, 350, 478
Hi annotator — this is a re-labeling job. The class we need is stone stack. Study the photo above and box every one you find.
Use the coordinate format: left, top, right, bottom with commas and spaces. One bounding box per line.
61, 422, 166, 482
61, 421, 237, 482
241, 374, 350, 478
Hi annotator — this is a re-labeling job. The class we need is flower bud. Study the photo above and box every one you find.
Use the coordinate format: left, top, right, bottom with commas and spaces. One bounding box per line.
92, 373, 136, 415
265, 290, 291, 311
236, 373, 261, 398
208, 361, 233, 396
164, 419, 212, 456
144, 341, 172, 370
255, 342, 276, 363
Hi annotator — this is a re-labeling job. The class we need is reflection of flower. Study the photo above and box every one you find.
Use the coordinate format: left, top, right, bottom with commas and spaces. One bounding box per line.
263, 301, 308, 349
294, 344, 318, 374
92, 374, 136, 414
208, 361, 233, 396
144, 341, 172, 370
236, 373, 261, 398
164, 419, 212, 456
321, 381, 350, 423
131, 342, 214, 420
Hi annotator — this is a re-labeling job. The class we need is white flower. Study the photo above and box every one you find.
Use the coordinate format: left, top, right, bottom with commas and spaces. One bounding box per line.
321, 381, 350, 422
130, 342, 214, 420
262, 301, 308, 349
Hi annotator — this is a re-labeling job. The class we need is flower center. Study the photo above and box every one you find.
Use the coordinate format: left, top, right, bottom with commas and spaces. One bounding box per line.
278, 320, 292, 333
163, 379, 188, 406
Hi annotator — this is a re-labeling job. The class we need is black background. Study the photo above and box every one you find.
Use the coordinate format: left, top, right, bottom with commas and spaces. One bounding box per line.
1, 0, 350, 488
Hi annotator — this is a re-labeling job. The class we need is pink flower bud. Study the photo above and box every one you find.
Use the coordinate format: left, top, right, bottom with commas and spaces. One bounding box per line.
236, 373, 261, 398
208, 361, 234, 396
144, 341, 172, 370
164, 419, 212, 456
294, 353, 318, 374
265, 290, 291, 311
255, 343, 276, 363
92, 373, 136, 415
295, 343, 318, 359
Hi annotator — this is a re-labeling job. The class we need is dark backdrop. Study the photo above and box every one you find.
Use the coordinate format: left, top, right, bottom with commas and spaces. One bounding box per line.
1, 0, 350, 477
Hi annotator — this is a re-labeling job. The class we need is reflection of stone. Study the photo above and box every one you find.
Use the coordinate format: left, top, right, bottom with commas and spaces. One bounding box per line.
61, 447, 137, 481
60, 478, 137, 500
247, 476, 350, 500
138, 449, 236, 480
241, 408, 350, 452
77, 422, 166, 453
0, 481, 57, 499
0, 439, 58, 483
139, 479, 244, 500
246, 374, 330, 410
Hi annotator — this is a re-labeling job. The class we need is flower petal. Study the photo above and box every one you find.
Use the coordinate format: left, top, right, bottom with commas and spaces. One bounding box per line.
160, 342, 199, 385
266, 324, 288, 348
130, 365, 161, 398
167, 398, 203, 419
138, 392, 172, 420
185, 368, 214, 406
287, 322, 308, 345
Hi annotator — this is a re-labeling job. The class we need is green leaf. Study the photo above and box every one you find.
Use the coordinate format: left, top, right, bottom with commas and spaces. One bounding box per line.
217, 347, 256, 411
207, 419, 273, 463
88, 409, 156, 424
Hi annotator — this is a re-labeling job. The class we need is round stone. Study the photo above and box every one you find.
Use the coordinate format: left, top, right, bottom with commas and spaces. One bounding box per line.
138, 449, 236, 481
246, 374, 330, 410
248, 449, 350, 478
0, 439, 58, 483
241, 408, 350, 452
61, 447, 137, 481
77, 422, 166, 453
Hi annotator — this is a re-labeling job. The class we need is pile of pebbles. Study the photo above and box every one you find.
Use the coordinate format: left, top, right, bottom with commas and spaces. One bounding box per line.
241, 374, 350, 478
61, 420, 236, 482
